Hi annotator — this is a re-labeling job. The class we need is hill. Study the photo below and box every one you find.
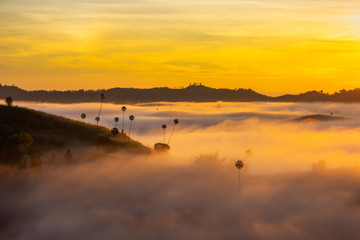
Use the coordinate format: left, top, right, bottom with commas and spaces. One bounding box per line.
292, 114, 344, 122
0, 83, 269, 103
3, 83, 360, 103
0, 105, 151, 167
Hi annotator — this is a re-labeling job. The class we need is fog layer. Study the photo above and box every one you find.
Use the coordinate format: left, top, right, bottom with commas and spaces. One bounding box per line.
2, 156, 360, 240
19, 101, 360, 174
3, 102, 360, 239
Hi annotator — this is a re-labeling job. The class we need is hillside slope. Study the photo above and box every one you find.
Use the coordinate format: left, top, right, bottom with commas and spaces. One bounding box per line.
0, 105, 151, 156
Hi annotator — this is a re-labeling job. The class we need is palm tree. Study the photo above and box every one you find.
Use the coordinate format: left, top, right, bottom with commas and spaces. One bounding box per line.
96, 93, 105, 126
114, 117, 119, 127
121, 106, 126, 133
162, 124, 167, 143
168, 119, 179, 145
5, 96, 13, 106
235, 160, 244, 191
128, 115, 135, 142
81, 113, 86, 121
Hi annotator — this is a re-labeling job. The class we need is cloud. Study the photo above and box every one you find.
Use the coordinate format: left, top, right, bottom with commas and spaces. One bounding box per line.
1, 155, 360, 240
16, 101, 360, 175
2, 101, 360, 238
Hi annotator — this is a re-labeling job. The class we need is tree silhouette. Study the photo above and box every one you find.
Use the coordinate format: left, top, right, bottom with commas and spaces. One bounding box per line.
95, 116, 100, 125
96, 93, 105, 126
81, 113, 86, 121
235, 160, 244, 191
114, 117, 119, 127
5, 96, 13, 106
162, 124, 167, 143
121, 106, 126, 133
168, 119, 179, 145
111, 127, 119, 136
128, 115, 135, 142
154, 143, 170, 152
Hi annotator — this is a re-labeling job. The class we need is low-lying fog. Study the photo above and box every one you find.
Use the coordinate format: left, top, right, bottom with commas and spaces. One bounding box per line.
3, 101, 360, 239
19, 101, 360, 174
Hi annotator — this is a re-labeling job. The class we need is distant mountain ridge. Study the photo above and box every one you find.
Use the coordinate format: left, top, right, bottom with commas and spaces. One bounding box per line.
2, 83, 360, 103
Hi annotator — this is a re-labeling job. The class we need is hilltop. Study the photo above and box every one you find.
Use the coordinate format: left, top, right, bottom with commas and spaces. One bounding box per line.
0, 105, 151, 167
0, 83, 269, 103
292, 114, 344, 122
3, 83, 360, 103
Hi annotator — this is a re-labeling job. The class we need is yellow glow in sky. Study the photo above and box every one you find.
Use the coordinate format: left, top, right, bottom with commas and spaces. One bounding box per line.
1, 0, 360, 95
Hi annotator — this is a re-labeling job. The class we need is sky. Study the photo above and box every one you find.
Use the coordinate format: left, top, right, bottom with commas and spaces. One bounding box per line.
1, 0, 360, 95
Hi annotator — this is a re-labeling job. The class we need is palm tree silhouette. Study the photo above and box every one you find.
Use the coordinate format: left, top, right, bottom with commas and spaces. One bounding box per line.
96, 93, 105, 126
81, 113, 86, 121
168, 119, 179, 145
5, 96, 13, 106
128, 115, 135, 143
235, 160, 244, 191
95, 116, 100, 125
162, 124, 167, 143
114, 117, 119, 127
121, 106, 126, 133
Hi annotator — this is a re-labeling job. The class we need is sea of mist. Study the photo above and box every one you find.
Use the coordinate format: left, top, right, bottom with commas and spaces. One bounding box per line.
18, 101, 360, 174
3, 101, 360, 239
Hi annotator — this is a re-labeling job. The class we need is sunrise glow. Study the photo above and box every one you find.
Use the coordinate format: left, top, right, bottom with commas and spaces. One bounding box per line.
1, 0, 360, 94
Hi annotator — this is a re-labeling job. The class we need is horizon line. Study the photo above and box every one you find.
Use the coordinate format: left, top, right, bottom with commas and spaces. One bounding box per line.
1, 82, 359, 98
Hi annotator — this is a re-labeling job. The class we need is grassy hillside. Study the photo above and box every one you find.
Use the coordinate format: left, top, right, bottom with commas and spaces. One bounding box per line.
0, 105, 151, 155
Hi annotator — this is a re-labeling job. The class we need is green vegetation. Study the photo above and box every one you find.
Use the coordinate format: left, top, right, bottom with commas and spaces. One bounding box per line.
0, 105, 151, 168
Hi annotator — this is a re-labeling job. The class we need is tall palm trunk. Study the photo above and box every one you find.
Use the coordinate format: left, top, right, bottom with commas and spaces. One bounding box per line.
168, 124, 176, 145
128, 121, 133, 143
98, 100, 103, 118
122, 111, 125, 133
163, 129, 166, 143
97, 100, 104, 126
238, 169, 241, 192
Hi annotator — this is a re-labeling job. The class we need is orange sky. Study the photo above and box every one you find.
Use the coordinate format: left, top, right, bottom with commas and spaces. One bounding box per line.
1, 0, 360, 95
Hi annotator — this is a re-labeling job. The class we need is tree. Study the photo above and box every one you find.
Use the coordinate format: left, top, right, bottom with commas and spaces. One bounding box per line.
168, 119, 179, 145
121, 106, 126, 133
111, 127, 119, 136
128, 115, 135, 142
95, 116, 100, 125
235, 160, 244, 191
96, 93, 105, 126
154, 143, 170, 152
1, 133, 33, 167
162, 124, 167, 143
5, 96, 13, 106
114, 117, 119, 127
